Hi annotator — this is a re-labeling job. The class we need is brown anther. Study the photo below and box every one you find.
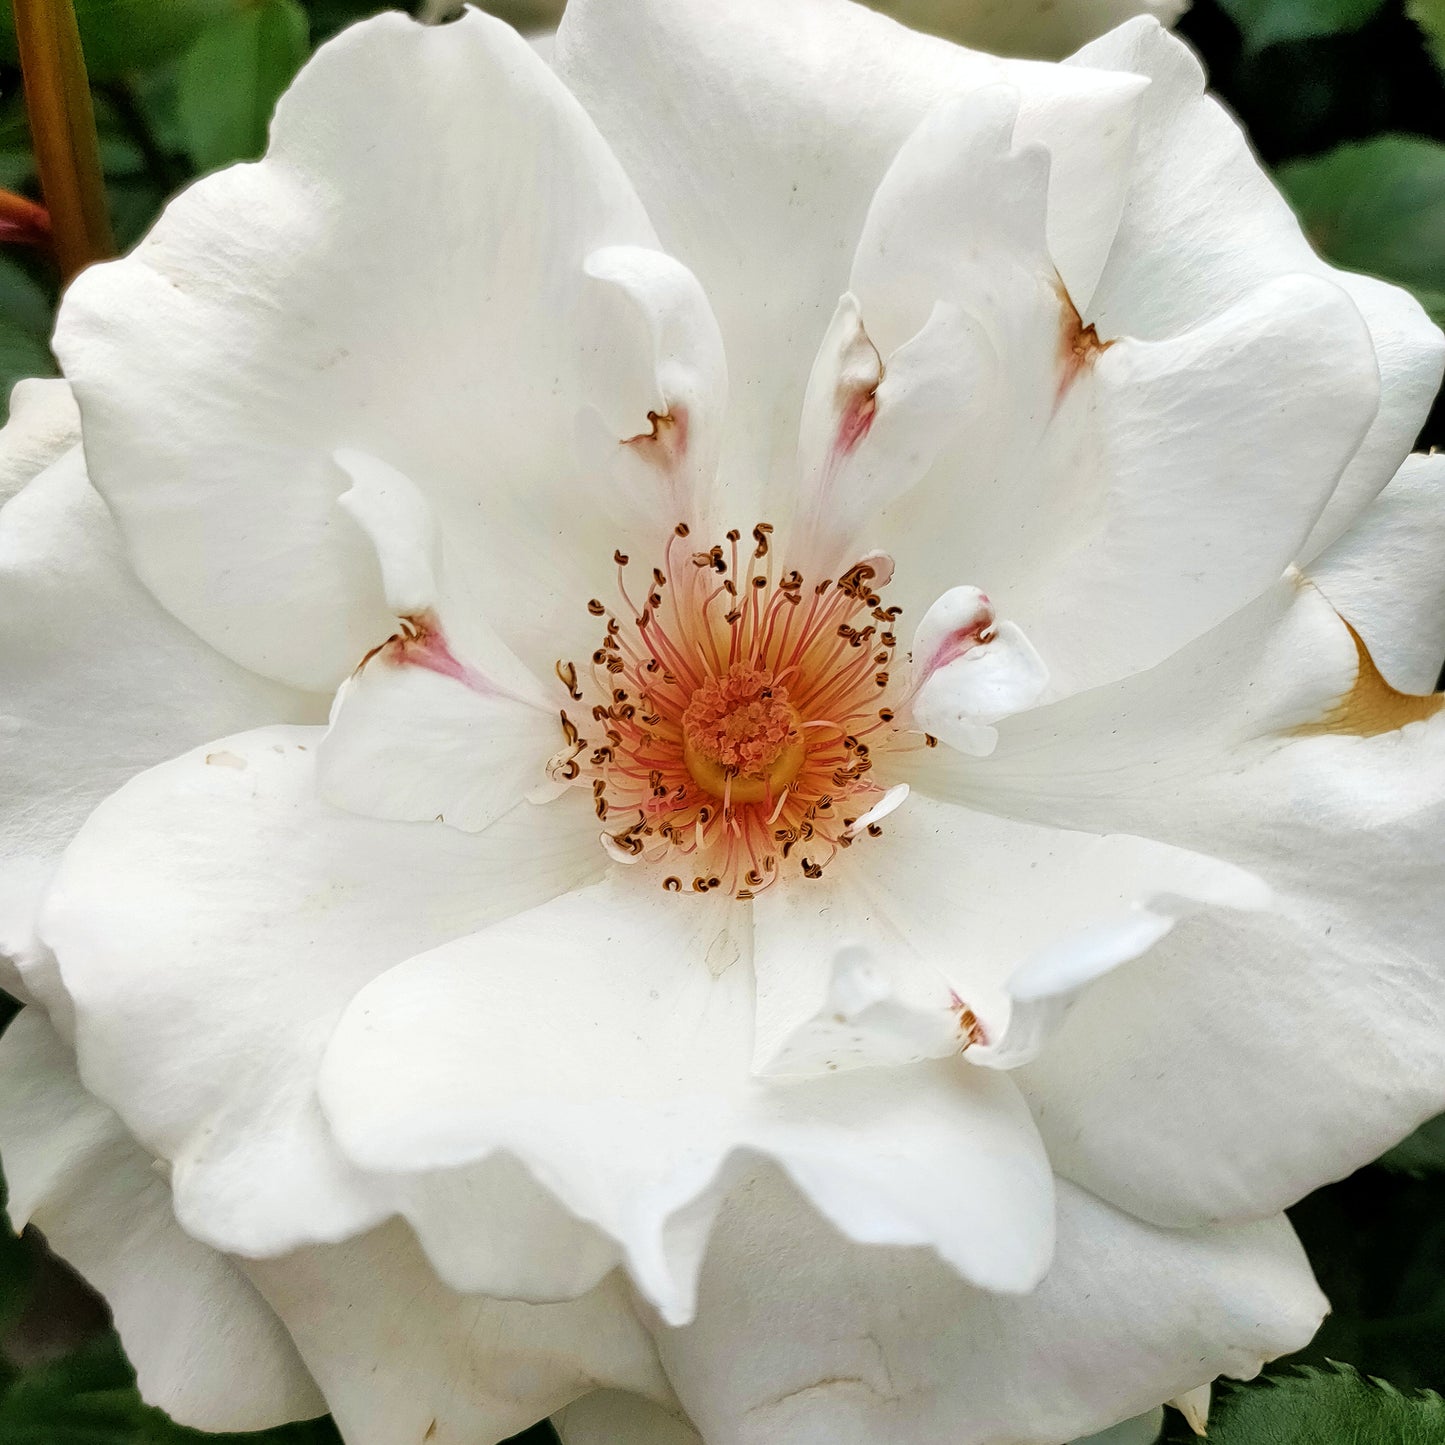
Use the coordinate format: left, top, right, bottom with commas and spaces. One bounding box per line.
555, 660, 583, 701
587, 599, 606, 616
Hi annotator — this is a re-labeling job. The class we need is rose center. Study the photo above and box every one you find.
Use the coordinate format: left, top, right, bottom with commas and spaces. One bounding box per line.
549, 522, 911, 897
681, 664, 806, 803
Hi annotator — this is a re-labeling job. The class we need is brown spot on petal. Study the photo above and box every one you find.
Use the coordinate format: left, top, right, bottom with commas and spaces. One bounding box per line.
423, 1421, 438, 1442
1293, 619, 1444, 738
204, 750, 247, 770
1056, 278, 1112, 403
951, 992, 989, 1049
624, 407, 688, 472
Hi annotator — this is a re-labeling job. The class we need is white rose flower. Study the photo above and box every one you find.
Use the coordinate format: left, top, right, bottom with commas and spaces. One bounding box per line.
2, 3, 1444, 1444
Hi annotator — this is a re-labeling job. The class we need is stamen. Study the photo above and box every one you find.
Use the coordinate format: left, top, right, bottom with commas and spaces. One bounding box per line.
554, 528, 907, 896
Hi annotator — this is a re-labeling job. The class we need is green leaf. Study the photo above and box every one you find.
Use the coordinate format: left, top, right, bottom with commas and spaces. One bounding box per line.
176, 0, 310, 173
1189, 1365, 1445, 1443
0, 0, 239, 81
1379, 1113, 1445, 1176
1277, 135, 1445, 325
0, 257, 57, 420
1217, 0, 1387, 50
1408, 0, 1445, 72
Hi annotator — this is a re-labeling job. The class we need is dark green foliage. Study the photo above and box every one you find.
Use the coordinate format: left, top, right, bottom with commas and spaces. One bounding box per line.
176, 0, 310, 171
1162, 1364, 1445, 1442
1279, 135, 1445, 325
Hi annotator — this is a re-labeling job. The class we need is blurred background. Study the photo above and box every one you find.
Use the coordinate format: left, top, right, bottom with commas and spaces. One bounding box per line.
0, 1, 1441, 1441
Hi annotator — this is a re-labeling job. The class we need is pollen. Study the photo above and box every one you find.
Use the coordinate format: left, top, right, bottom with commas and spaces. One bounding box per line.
550, 523, 914, 899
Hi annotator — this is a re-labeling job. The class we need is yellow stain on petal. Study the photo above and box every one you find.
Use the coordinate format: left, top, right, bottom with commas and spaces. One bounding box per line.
1292, 619, 1443, 738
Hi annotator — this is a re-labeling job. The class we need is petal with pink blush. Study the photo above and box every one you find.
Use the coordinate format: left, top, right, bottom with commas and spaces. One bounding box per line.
321, 451, 557, 833
910, 586, 1049, 757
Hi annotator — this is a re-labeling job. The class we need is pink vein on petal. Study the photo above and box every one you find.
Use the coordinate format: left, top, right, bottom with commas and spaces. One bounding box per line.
360, 610, 501, 697
919, 594, 995, 682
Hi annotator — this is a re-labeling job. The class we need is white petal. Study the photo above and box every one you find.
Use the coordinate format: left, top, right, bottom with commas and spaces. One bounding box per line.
890, 271, 1379, 700
318, 875, 1054, 1325
1073, 1410, 1165, 1445
844, 83, 1060, 488
555, 1391, 703, 1445
752, 791, 1266, 1076
245, 1222, 668, 1445
54, 9, 663, 691
0, 435, 315, 979
0, 378, 79, 507
831, 68, 1378, 697
908, 578, 1445, 1225
577, 245, 728, 531
1072, 18, 1445, 558
0, 1010, 322, 1430
1015, 273, 1376, 695
556, 0, 1146, 515
1171, 1382, 1211, 1435
320, 449, 563, 831
1310, 452, 1445, 693
755, 943, 964, 1077
40, 725, 605, 1258
654, 1169, 1324, 1445
911, 587, 1050, 755
335, 448, 441, 617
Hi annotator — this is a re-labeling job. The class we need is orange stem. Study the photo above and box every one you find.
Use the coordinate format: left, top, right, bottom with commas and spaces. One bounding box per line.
11, 0, 113, 283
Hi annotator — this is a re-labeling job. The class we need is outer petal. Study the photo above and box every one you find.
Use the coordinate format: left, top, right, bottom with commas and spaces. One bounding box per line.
904, 579, 1445, 1225
653, 1169, 1324, 1445
1072, 18, 1445, 556
40, 724, 606, 1259
318, 876, 1055, 1325
0, 379, 79, 506
555, 0, 1147, 513
54, 10, 710, 691
1072, 1410, 1165, 1444
245, 1224, 668, 1445
555, 1391, 703, 1445
0, 1010, 322, 1431
0, 408, 315, 978
1310, 453, 1445, 694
